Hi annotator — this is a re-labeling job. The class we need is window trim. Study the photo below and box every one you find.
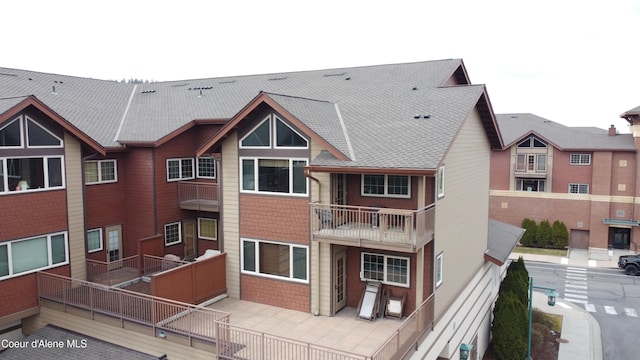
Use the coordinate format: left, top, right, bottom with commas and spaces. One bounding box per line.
240, 238, 309, 283
0, 231, 69, 280
85, 159, 118, 185
87, 228, 104, 253
197, 157, 216, 179
197, 218, 218, 240
239, 116, 272, 149
570, 153, 591, 165
435, 252, 443, 288
164, 222, 182, 246
0, 155, 66, 194
239, 114, 309, 149
361, 174, 411, 198
239, 157, 309, 196
437, 165, 445, 199
360, 252, 410, 288
0, 116, 24, 148
26, 117, 63, 149
568, 183, 589, 194
166, 158, 195, 182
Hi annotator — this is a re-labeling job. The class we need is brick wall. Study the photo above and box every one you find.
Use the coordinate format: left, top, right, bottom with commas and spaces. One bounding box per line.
0, 265, 69, 317
241, 274, 309, 312
0, 190, 67, 240
240, 195, 309, 244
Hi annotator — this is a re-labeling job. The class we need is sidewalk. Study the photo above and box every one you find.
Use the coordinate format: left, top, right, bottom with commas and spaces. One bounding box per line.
508, 248, 632, 360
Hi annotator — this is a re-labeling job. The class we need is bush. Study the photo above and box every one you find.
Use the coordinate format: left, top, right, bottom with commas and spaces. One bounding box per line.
492, 292, 528, 360
535, 220, 552, 248
501, 257, 529, 306
520, 218, 537, 247
551, 220, 569, 249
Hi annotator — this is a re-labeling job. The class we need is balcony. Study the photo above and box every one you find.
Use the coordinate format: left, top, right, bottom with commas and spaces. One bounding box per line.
178, 181, 219, 212
310, 203, 435, 252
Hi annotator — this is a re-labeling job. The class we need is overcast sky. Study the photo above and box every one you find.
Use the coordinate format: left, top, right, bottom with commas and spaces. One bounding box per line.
2, 0, 639, 132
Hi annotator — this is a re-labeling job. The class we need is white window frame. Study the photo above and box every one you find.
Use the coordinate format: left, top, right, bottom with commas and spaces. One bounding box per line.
197, 157, 216, 179
26, 117, 63, 149
360, 252, 410, 287
435, 252, 443, 288
164, 222, 182, 246
239, 157, 308, 196
239, 116, 272, 149
239, 114, 308, 149
361, 174, 411, 198
0, 232, 68, 280
570, 153, 591, 165
0, 155, 66, 194
85, 159, 118, 185
568, 183, 589, 194
87, 228, 103, 253
240, 238, 309, 283
0, 116, 24, 148
197, 218, 218, 240
166, 158, 195, 182
437, 165, 445, 199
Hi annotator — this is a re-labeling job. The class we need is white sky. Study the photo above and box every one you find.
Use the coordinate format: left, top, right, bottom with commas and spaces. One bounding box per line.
2, 0, 639, 132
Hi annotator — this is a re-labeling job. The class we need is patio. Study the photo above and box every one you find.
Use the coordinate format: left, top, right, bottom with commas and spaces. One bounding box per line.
207, 297, 404, 357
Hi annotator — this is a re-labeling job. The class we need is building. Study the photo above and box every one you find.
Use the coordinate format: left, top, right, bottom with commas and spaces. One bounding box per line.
490, 112, 640, 252
1, 59, 520, 359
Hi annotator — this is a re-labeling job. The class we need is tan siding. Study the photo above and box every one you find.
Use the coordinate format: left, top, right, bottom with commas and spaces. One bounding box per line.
64, 134, 86, 280
222, 133, 240, 299
434, 108, 491, 315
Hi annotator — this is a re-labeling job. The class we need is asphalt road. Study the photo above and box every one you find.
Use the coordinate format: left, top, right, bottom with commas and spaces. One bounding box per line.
525, 261, 640, 360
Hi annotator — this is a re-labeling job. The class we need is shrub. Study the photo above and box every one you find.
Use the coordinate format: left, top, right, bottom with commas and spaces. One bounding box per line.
520, 218, 537, 247
551, 220, 569, 249
536, 220, 552, 248
501, 257, 529, 306
492, 292, 528, 360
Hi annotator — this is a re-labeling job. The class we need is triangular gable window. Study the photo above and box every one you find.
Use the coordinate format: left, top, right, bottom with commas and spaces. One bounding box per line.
240, 117, 271, 147
276, 118, 307, 148
0, 117, 22, 147
27, 117, 62, 147
517, 135, 546, 148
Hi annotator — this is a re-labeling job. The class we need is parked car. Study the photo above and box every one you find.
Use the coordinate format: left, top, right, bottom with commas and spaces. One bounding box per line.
618, 254, 640, 275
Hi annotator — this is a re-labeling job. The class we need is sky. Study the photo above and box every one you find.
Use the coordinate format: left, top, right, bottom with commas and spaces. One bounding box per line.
2, 0, 640, 132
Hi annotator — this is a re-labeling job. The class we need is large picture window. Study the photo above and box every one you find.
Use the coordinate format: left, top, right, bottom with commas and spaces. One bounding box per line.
361, 175, 410, 198
241, 239, 308, 282
240, 158, 308, 195
0, 232, 68, 280
360, 252, 410, 287
0, 156, 64, 193
85, 160, 117, 184
516, 178, 546, 192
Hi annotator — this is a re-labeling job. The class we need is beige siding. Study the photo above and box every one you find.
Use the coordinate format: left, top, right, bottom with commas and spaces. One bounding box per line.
65, 134, 86, 280
222, 133, 240, 299
433, 108, 491, 315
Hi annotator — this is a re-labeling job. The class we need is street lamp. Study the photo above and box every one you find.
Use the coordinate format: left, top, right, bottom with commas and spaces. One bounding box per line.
460, 343, 473, 360
526, 276, 558, 360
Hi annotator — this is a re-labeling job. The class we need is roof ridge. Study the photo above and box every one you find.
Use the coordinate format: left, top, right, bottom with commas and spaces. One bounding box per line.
263, 92, 332, 104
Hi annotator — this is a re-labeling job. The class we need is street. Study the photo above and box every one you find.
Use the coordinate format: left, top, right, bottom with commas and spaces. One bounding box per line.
525, 261, 640, 360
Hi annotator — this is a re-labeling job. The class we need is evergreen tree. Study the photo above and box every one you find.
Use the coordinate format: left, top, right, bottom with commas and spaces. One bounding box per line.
492, 292, 528, 360
551, 220, 569, 249
536, 220, 552, 248
520, 218, 537, 247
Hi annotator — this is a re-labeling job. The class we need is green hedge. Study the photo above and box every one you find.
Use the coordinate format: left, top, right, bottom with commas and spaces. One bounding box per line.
520, 218, 568, 249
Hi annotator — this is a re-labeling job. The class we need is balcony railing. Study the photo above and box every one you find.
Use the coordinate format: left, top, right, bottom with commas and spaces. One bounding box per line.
86, 256, 140, 286
142, 254, 190, 276
178, 181, 219, 212
310, 203, 435, 252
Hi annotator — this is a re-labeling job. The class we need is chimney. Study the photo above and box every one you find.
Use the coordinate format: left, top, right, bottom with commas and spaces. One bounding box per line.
609, 124, 616, 136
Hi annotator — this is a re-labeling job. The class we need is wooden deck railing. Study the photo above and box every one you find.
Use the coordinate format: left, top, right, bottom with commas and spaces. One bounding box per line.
142, 254, 190, 276
178, 181, 219, 211
310, 203, 435, 251
86, 256, 140, 285
37, 272, 230, 345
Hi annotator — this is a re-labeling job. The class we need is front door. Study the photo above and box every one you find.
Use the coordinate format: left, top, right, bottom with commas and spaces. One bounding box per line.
333, 249, 347, 313
105, 225, 122, 262
183, 220, 197, 259
611, 228, 631, 249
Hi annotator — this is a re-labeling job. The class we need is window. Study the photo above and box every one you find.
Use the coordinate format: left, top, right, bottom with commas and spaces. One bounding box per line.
166, 158, 194, 181
198, 218, 217, 240
517, 135, 546, 148
0, 116, 62, 148
570, 154, 591, 165
240, 114, 308, 149
437, 165, 445, 199
87, 228, 103, 253
568, 183, 589, 194
27, 119, 62, 148
362, 175, 410, 198
164, 222, 182, 246
0, 232, 68, 279
241, 239, 308, 282
516, 178, 546, 192
197, 157, 216, 179
85, 160, 117, 184
360, 252, 410, 287
240, 158, 308, 195
516, 154, 546, 172
435, 252, 443, 287
0, 156, 65, 193
0, 117, 22, 147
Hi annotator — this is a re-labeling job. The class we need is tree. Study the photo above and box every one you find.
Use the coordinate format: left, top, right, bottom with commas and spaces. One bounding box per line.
491, 292, 528, 360
536, 220, 552, 248
551, 220, 569, 249
500, 257, 529, 306
520, 218, 537, 247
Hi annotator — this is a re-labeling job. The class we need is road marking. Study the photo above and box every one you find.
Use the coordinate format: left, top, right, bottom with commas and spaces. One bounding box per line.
567, 267, 587, 271
564, 289, 588, 295
565, 284, 587, 290
624, 308, 638, 317
566, 275, 587, 280
604, 306, 617, 315
556, 301, 571, 309
564, 293, 588, 300
565, 280, 587, 286
564, 298, 588, 305
585, 303, 596, 312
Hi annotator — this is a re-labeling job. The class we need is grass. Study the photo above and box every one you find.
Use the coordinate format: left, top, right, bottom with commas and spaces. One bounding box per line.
512, 246, 567, 257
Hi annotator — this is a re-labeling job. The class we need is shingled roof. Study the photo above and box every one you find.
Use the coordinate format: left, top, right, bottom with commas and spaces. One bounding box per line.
0, 59, 501, 170
496, 113, 635, 151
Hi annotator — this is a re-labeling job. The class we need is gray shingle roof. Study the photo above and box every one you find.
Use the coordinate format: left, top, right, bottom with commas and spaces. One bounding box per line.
486, 219, 525, 265
496, 113, 635, 151
1, 59, 493, 169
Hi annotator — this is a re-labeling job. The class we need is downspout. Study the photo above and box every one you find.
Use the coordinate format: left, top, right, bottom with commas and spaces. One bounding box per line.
305, 167, 321, 316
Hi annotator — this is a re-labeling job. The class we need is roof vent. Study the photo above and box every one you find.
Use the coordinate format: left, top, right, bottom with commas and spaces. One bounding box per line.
412, 86, 418, 90
141, 90, 156, 94
414, 114, 421, 119
423, 114, 431, 119
51, 86, 57, 95
268, 77, 288, 81
323, 72, 346, 77
345, 77, 351, 81
219, 80, 236, 84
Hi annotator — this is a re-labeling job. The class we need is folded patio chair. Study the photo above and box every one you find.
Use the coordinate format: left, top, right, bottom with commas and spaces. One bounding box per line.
384, 290, 406, 318
356, 281, 382, 321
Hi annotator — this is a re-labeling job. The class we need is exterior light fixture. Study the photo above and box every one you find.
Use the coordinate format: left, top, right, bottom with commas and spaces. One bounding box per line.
460, 343, 472, 360
546, 289, 559, 306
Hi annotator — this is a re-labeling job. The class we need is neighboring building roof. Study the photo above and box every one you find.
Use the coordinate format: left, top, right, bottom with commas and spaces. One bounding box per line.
496, 113, 636, 151
485, 219, 526, 266
1, 59, 501, 170
0, 325, 160, 360
620, 105, 640, 121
